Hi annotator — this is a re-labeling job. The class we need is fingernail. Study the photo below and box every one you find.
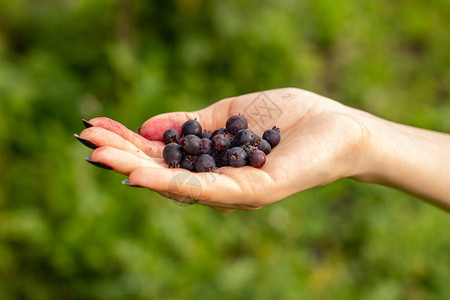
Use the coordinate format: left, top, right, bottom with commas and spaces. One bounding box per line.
85, 157, 113, 170
74, 134, 98, 149
82, 119, 94, 128
122, 179, 143, 188
136, 126, 141, 135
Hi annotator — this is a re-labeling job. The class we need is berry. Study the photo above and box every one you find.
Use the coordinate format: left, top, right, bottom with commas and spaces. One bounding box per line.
213, 149, 229, 167
233, 129, 254, 147
200, 138, 213, 155
163, 143, 184, 167
180, 155, 197, 171
226, 115, 248, 134
252, 134, 261, 145
157, 115, 278, 172
262, 126, 280, 148
248, 149, 266, 168
182, 119, 202, 136
241, 144, 256, 156
200, 131, 212, 139
212, 128, 227, 137
195, 154, 216, 172
163, 129, 179, 144
179, 134, 203, 155
227, 147, 247, 167
256, 139, 271, 155
212, 134, 231, 151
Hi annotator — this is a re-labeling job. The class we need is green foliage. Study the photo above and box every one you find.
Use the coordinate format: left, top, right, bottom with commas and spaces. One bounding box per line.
0, 0, 449, 299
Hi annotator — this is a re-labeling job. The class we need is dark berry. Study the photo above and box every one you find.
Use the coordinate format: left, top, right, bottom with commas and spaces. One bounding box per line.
212, 128, 227, 137
163, 129, 179, 144
248, 149, 266, 168
226, 115, 248, 134
213, 149, 229, 167
233, 129, 255, 147
212, 134, 231, 151
200, 138, 213, 155
195, 154, 216, 172
163, 143, 184, 167
200, 130, 212, 139
241, 144, 256, 156
180, 155, 198, 171
227, 147, 247, 167
252, 134, 261, 145
179, 134, 203, 155
262, 126, 281, 148
182, 119, 202, 136
256, 139, 271, 155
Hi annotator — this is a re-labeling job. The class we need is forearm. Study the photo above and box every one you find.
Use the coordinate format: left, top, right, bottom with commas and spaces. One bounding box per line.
355, 113, 450, 211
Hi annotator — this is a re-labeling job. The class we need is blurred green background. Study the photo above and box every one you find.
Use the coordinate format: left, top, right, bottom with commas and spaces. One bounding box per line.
1, 0, 449, 299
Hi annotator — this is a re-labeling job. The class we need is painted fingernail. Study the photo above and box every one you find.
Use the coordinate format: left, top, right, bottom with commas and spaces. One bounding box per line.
85, 157, 113, 170
122, 179, 143, 188
82, 119, 94, 128
136, 126, 141, 135
74, 134, 98, 149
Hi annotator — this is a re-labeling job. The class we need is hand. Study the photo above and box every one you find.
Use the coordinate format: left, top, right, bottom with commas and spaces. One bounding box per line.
77, 88, 371, 211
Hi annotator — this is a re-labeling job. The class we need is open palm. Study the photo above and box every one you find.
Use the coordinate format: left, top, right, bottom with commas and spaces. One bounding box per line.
79, 88, 367, 211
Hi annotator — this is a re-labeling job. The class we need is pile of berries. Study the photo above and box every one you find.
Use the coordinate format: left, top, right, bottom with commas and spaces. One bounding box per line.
162, 115, 280, 172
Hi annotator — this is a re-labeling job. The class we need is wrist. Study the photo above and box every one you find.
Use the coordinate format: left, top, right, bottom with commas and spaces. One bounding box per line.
349, 111, 393, 184
349, 110, 450, 209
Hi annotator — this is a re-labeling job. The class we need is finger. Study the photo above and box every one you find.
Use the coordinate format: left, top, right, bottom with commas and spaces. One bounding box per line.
80, 127, 150, 160
90, 146, 164, 175
87, 117, 165, 157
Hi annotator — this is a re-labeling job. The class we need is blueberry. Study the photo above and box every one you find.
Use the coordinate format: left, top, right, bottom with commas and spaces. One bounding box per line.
212, 133, 231, 151
182, 119, 202, 137
233, 129, 254, 147
226, 115, 248, 134
195, 154, 216, 172
200, 130, 212, 139
248, 149, 266, 168
227, 147, 247, 167
163, 143, 184, 168
163, 129, 179, 144
179, 134, 203, 155
256, 139, 271, 155
200, 138, 213, 155
180, 155, 198, 171
262, 126, 280, 148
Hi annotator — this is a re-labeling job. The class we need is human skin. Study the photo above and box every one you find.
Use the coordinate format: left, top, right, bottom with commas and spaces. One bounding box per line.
78, 88, 450, 212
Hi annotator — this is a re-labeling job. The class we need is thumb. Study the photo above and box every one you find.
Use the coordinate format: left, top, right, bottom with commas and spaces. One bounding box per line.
138, 111, 202, 141
138, 97, 234, 141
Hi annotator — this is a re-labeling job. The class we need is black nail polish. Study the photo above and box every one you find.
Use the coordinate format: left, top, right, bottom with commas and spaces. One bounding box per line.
82, 119, 94, 128
136, 126, 141, 135
85, 157, 113, 170
74, 134, 98, 149
122, 179, 142, 188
